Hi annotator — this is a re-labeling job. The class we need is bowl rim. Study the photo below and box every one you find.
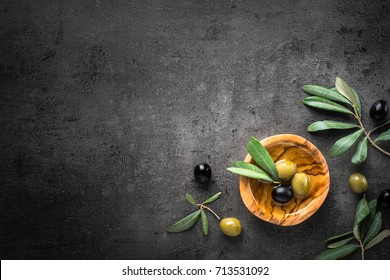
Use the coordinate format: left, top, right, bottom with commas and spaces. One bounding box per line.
239, 134, 330, 226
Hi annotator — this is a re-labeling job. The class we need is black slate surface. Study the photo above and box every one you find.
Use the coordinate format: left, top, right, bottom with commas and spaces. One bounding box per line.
1, 0, 390, 260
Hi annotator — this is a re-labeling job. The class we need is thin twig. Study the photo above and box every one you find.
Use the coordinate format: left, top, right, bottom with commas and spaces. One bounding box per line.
368, 120, 390, 135
198, 204, 220, 220
353, 106, 390, 157
358, 239, 365, 260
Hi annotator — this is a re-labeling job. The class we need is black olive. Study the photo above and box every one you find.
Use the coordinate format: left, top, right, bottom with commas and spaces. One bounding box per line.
378, 189, 390, 209
271, 184, 294, 204
194, 163, 212, 184
370, 100, 388, 121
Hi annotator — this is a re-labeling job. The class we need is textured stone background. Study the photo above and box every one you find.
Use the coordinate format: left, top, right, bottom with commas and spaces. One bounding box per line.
1, 0, 390, 259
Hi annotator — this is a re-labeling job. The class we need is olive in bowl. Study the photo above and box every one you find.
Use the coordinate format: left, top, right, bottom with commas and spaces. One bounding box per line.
275, 159, 297, 181
291, 173, 311, 198
271, 185, 294, 205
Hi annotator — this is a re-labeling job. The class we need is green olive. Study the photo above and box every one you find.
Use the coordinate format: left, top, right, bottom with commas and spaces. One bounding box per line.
348, 173, 368, 194
219, 218, 242, 237
291, 173, 311, 198
275, 159, 297, 181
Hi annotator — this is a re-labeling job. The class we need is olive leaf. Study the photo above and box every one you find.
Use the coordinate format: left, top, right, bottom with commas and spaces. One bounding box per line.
202, 192, 222, 204
329, 129, 364, 157
365, 229, 390, 250
360, 199, 378, 239
200, 209, 208, 235
335, 77, 356, 105
232, 161, 274, 182
232, 161, 273, 179
354, 196, 370, 226
329, 87, 343, 96
185, 193, 197, 206
327, 237, 355, 249
246, 136, 279, 180
167, 210, 201, 233
353, 196, 370, 241
350, 87, 362, 117
375, 129, 390, 142
316, 244, 359, 260
351, 137, 368, 164
308, 120, 359, 132
325, 231, 354, 243
227, 167, 274, 182
353, 224, 360, 242
303, 96, 354, 115
363, 212, 382, 245
302, 85, 350, 104
329, 85, 361, 116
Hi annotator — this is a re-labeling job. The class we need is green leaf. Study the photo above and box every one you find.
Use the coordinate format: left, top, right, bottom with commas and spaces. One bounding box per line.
227, 167, 274, 182
308, 120, 359, 132
353, 196, 370, 241
354, 196, 370, 226
232, 161, 263, 172
167, 210, 201, 233
231, 161, 275, 182
202, 192, 221, 204
302, 85, 350, 104
353, 224, 360, 241
365, 229, 390, 250
328, 129, 364, 157
363, 212, 382, 245
325, 231, 354, 243
185, 194, 197, 206
375, 129, 390, 142
329, 87, 341, 95
335, 77, 356, 105
315, 244, 359, 260
303, 96, 354, 115
327, 237, 355, 249
351, 137, 368, 164
200, 209, 208, 235
246, 136, 279, 180
333, 80, 361, 116
329, 87, 340, 94
361, 199, 378, 239
350, 87, 362, 117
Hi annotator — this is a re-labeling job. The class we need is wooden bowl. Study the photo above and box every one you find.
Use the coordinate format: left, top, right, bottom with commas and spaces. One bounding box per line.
239, 134, 330, 226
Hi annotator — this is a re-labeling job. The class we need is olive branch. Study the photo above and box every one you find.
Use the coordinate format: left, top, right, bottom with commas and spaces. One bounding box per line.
166, 192, 221, 235
317, 196, 390, 260
302, 77, 390, 164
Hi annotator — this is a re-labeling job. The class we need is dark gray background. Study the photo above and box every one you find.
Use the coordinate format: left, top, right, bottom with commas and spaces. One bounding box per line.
1, 0, 390, 260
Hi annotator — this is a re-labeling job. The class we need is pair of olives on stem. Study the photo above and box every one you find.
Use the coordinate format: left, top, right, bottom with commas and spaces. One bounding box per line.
194, 163, 242, 236
271, 160, 311, 205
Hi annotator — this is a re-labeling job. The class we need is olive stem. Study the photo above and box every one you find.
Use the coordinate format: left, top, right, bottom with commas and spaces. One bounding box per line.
368, 120, 390, 135
198, 204, 220, 220
359, 241, 365, 260
259, 180, 280, 184
352, 106, 390, 157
